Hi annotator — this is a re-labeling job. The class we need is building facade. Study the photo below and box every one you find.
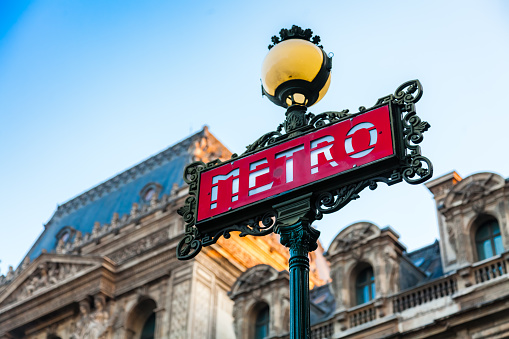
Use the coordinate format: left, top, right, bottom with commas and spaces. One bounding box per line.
1, 128, 508, 338
231, 171, 509, 339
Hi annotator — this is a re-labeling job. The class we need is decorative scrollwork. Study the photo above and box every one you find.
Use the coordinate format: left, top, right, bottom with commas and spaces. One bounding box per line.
368, 79, 432, 185
314, 171, 403, 220
178, 161, 206, 228
176, 225, 202, 260
308, 110, 351, 128
242, 131, 283, 156
394, 79, 423, 104
176, 79, 433, 260
400, 99, 433, 184
401, 155, 433, 184
176, 211, 277, 260
268, 25, 322, 50
240, 108, 352, 156
375, 79, 423, 106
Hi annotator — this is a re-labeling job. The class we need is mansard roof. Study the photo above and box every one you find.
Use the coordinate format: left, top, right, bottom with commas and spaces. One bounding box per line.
405, 240, 443, 279
25, 127, 229, 263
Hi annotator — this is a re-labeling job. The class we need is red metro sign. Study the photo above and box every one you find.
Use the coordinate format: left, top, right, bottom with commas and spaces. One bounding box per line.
196, 105, 401, 227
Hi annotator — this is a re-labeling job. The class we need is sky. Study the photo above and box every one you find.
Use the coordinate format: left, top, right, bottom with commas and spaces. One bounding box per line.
1, 0, 509, 274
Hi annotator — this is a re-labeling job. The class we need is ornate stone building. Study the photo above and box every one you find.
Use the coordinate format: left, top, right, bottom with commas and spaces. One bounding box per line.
0, 128, 328, 339
1, 127, 508, 338
230, 171, 509, 338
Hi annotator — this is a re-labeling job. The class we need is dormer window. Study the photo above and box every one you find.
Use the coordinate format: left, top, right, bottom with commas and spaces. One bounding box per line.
144, 188, 156, 201
55, 226, 76, 244
356, 266, 375, 305
475, 219, 504, 261
140, 183, 162, 203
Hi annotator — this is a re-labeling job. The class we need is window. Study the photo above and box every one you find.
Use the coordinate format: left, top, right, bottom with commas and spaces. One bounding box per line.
476, 220, 504, 261
140, 312, 155, 339
125, 298, 157, 338
139, 183, 162, 203
254, 305, 270, 339
356, 267, 375, 305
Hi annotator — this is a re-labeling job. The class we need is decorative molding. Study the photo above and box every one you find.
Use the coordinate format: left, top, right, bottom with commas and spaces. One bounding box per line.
444, 172, 506, 210
107, 229, 169, 264
230, 265, 279, 297
1, 262, 93, 307
328, 222, 380, 256
70, 295, 114, 339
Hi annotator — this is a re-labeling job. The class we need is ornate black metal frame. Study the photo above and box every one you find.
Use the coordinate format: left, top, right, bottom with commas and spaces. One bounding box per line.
177, 80, 432, 260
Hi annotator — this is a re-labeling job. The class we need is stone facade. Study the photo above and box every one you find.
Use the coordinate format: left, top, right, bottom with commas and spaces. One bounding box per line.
0, 128, 327, 339
2, 126, 508, 339
231, 171, 509, 338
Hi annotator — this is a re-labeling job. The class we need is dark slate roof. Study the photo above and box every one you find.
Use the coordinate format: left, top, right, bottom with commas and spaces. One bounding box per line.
406, 239, 443, 279
25, 129, 207, 262
310, 283, 336, 325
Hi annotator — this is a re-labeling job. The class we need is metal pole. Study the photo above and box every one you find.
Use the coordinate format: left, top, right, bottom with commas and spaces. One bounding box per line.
277, 221, 319, 338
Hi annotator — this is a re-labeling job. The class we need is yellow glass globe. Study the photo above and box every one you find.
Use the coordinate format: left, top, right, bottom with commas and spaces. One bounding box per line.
261, 39, 331, 108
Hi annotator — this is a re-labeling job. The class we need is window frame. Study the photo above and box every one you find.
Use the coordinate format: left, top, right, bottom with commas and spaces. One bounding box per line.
355, 266, 376, 305
475, 219, 503, 261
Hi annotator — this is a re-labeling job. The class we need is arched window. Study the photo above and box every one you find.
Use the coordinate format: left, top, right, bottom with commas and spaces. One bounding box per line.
140, 312, 155, 339
254, 305, 270, 339
125, 298, 157, 339
356, 267, 375, 305
476, 219, 504, 261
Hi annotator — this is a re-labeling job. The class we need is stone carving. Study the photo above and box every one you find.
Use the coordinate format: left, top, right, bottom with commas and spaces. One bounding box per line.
447, 222, 458, 254
70, 295, 113, 339
111, 213, 119, 229
170, 281, 190, 339
56, 239, 66, 254
92, 222, 101, 238
230, 265, 279, 297
107, 229, 168, 264
130, 203, 139, 219
329, 222, 380, 255
3, 262, 90, 305
445, 173, 505, 210
21, 257, 30, 271
6, 266, 14, 281
72, 231, 83, 248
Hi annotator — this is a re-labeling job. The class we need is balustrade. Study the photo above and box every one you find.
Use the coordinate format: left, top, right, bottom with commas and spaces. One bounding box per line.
473, 256, 507, 284
349, 302, 377, 327
393, 277, 457, 312
311, 321, 334, 339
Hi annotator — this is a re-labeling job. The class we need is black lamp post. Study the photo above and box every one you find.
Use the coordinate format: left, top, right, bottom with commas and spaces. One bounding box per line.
260, 25, 333, 338
176, 25, 433, 339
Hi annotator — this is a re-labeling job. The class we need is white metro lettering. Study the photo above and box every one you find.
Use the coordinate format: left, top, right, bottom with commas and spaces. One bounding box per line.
345, 122, 377, 158
310, 135, 338, 174
275, 145, 305, 183
249, 159, 273, 196
210, 168, 240, 209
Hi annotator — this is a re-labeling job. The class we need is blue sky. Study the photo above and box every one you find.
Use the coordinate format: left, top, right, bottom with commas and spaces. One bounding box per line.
1, 0, 509, 274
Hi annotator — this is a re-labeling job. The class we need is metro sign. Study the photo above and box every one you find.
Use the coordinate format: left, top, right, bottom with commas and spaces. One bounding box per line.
177, 79, 432, 260
194, 104, 403, 231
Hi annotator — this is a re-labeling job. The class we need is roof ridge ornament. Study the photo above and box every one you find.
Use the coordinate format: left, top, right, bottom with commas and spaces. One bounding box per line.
268, 25, 322, 50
